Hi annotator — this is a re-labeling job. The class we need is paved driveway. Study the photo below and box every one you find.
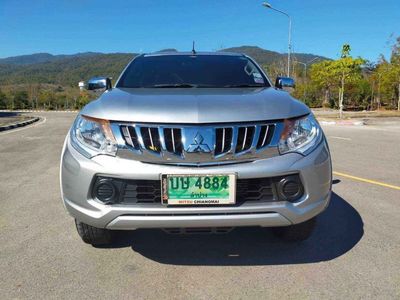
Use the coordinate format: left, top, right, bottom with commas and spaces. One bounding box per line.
0, 112, 399, 299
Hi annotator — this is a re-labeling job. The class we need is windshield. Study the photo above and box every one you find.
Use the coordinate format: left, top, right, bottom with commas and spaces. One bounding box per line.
116, 54, 270, 88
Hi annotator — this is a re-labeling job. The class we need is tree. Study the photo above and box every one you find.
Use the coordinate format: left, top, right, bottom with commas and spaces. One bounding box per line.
390, 37, 400, 110
262, 58, 287, 81
54, 94, 67, 110
77, 91, 91, 109
337, 45, 365, 118
341, 44, 351, 58
307, 46, 365, 114
38, 90, 54, 110
0, 90, 7, 109
13, 91, 29, 109
373, 57, 400, 110
309, 61, 337, 107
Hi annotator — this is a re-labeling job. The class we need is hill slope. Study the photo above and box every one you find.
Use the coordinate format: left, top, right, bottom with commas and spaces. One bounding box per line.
0, 52, 102, 65
223, 46, 329, 65
0, 47, 329, 86
0, 53, 135, 86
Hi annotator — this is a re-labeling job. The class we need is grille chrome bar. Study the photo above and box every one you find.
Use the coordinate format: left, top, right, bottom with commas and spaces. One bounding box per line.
148, 127, 154, 150
112, 122, 283, 165
251, 125, 261, 152
171, 128, 176, 153
221, 128, 225, 152
135, 125, 145, 150
158, 127, 167, 151
261, 125, 269, 147
242, 127, 247, 151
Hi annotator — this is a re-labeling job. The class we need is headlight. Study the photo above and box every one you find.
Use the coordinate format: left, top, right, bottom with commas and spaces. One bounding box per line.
70, 115, 117, 158
278, 114, 322, 155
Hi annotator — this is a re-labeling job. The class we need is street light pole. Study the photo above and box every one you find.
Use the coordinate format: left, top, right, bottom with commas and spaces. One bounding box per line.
294, 57, 321, 78
293, 57, 322, 101
262, 2, 292, 77
295, 61, 307, 77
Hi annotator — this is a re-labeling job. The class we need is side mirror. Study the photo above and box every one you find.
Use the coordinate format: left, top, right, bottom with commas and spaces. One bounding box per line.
87, 77, 112, 91
275, 77, 295, 90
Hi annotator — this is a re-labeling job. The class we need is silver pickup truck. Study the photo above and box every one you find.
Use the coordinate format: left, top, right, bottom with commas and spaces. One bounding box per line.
60, 52, 332, 245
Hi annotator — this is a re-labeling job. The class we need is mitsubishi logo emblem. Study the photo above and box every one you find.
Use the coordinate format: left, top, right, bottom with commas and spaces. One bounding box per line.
186, 133, 211, 153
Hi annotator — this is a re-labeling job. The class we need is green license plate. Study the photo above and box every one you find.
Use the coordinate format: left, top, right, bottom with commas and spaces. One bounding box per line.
161, 174, 236, 205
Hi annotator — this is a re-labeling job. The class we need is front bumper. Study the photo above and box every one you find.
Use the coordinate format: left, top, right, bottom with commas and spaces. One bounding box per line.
60, 136, 332, 230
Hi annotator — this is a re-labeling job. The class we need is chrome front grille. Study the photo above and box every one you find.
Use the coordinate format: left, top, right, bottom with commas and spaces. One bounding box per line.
215, 127, 232, 155
112, 122, 283, 165
120, 125, 140, 150
163, 128, 183, 155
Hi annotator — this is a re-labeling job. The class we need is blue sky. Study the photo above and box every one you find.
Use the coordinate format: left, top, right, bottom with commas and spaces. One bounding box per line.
0, 0, 399, 61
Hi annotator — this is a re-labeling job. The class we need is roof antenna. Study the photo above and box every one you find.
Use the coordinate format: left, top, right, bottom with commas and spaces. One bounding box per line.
192, 41, 196, 55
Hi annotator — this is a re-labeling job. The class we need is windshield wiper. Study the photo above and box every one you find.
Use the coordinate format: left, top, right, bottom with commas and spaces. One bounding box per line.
223, 84, 266, 88
148, 83, 198, 88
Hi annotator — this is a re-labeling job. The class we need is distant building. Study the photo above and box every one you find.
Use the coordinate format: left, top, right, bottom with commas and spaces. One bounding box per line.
78, 81, 85, 91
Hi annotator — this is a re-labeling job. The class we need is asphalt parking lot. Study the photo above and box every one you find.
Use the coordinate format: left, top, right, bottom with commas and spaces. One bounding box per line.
0, 112, 399, 299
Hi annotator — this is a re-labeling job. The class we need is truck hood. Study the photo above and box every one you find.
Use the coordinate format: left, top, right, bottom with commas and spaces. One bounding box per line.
81, 87, 310, 123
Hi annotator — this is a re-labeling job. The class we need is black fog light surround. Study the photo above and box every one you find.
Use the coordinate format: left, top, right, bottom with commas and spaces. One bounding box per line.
276, 175, 303, 202
93, 178, 118, 203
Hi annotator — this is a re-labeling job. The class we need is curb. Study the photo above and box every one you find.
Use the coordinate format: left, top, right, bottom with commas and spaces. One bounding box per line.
0, 117, 40, 132
319, 120, 365, 126
0, 110, 78, 113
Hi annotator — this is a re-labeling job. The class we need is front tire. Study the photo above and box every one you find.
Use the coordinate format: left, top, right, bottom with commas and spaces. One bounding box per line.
75, 220, 113, 246
272, 217, 317, 242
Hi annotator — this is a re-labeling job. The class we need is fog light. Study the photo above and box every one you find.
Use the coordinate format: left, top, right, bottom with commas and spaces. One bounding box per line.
94, 179, 117, 203
277, 175, 303, 202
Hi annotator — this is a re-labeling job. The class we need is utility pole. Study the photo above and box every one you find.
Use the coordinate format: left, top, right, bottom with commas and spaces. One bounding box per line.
293, 57, 321, 100
262, 2, 292, 77
398, 82, 400, 111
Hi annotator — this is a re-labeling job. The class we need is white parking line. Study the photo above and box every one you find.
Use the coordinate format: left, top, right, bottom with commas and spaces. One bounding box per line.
330, 136, 351, 141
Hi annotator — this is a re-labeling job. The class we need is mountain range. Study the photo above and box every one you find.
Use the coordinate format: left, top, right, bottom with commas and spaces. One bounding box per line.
0, 52, 103, 65
0, 46, 329, 86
